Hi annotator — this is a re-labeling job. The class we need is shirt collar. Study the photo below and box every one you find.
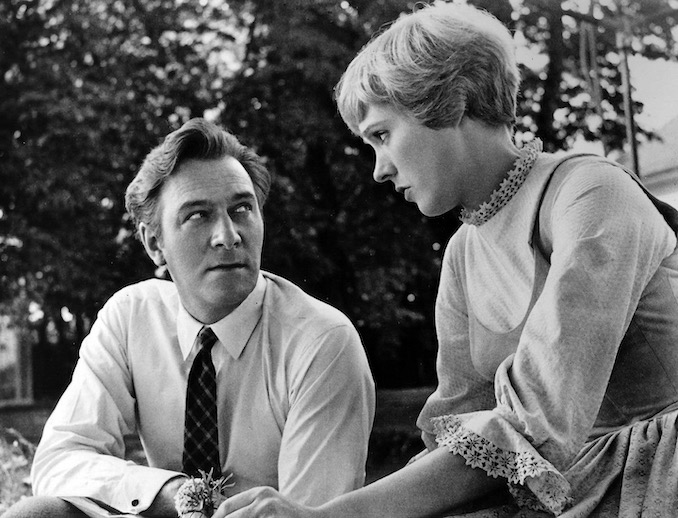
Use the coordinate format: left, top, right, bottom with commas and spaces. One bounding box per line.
177, 274, 266, 360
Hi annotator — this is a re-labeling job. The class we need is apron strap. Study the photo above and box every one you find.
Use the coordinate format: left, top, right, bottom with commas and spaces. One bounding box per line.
531, 153, 678, 263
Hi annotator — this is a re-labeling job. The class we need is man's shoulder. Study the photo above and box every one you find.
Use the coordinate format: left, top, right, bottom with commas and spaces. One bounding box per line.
106, 278, 178, 311
261, 271, 354, 330
260, 272, 366, 363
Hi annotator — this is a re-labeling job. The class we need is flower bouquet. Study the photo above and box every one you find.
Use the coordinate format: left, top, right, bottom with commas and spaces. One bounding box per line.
174, 469, 234, 518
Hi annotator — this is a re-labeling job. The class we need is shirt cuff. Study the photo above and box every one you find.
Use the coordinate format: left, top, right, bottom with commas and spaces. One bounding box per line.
112, 465, 187, 514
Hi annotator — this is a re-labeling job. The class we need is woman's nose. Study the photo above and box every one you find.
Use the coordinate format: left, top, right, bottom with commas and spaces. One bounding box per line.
211, 216, 242, 249
373, 155, 396, 183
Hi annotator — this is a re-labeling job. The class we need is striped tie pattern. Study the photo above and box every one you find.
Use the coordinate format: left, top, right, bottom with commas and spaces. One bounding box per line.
182, 326, 221, 477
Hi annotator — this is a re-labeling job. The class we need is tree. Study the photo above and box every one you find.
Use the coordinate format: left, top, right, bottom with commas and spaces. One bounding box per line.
515, 0, 678, 154
2, 0, 676, 397
0, 0, 241, 396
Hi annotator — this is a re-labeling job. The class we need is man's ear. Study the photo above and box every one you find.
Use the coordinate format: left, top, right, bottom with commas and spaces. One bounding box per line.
139, 222, 166, 267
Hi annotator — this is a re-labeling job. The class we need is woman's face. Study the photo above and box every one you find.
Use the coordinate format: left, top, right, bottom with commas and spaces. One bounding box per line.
357, 103, 470, 217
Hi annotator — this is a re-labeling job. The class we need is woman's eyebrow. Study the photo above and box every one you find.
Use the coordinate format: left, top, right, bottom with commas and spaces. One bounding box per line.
359, 121, 382, 142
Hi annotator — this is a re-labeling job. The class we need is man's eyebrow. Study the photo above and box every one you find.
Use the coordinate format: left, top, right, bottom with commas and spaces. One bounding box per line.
230, 190, 257, 202
177, 200, 209, 212
176, 189, 256, 212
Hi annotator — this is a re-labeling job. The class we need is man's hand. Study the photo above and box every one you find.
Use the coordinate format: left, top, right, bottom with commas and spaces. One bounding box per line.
142, 476, 188, 517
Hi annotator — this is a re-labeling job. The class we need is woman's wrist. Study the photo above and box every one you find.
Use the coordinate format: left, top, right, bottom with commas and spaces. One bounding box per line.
314, 497, 365, 518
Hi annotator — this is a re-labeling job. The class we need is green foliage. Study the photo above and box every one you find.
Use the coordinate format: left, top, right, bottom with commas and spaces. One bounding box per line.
1, 0, 676, 392
0, 428, 35, 512
516, 0, 677, 151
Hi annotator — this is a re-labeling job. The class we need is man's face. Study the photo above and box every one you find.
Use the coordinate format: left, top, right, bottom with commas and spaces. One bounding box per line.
141, 156, 264, 324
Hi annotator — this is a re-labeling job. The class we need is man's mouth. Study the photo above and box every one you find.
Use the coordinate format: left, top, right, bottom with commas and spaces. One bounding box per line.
208, 263, 245, 271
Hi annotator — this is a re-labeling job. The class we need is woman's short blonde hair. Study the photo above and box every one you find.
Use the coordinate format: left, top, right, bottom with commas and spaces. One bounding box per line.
335, 2, 519, 134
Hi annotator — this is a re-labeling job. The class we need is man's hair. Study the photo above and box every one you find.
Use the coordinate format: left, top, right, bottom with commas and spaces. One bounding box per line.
125, 118, 271, 238
335, 2, 519, 134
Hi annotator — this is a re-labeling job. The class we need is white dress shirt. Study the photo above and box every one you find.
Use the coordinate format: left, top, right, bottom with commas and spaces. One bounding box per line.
31, 271, 375, 514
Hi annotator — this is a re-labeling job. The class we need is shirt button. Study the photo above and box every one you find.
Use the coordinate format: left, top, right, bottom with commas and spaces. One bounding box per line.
131, 499, 139, 506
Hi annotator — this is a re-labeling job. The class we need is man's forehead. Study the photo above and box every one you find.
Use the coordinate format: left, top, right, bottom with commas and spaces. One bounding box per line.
162, 157, 256, 201
175, 156, 251, 182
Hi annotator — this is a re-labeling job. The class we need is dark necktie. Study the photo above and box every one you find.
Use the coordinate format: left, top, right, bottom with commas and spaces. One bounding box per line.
182, 326, 221, 477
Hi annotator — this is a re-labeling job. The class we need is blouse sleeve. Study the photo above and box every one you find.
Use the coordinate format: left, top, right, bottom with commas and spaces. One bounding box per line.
432, 160, 677, 514
416, 226, 497, 450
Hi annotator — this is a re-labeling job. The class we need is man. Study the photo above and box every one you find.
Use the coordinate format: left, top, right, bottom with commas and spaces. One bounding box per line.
6, 118, 375, 517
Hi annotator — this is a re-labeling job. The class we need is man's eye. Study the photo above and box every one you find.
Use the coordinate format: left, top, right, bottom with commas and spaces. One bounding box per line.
233, 203, 253, 214
186, 211, 207, 221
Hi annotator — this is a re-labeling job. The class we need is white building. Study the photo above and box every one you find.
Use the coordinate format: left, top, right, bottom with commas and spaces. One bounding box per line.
624, 116, 678, 208
0, 315, 33, 406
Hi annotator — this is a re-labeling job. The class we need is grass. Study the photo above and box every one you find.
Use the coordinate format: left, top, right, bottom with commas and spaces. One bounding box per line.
0, 427, 422, 511
0, 428, 35, 514
0, 387, 433, 510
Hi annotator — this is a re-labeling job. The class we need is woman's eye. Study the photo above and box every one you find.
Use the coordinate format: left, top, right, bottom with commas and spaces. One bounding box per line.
374, 131, 387, 143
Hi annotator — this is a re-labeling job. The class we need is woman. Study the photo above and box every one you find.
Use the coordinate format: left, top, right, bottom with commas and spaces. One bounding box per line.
215, 3, 678, 516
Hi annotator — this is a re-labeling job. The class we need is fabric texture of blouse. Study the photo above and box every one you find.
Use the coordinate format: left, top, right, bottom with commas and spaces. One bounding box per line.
417, 152, 678, 516
31, 271, 375, 514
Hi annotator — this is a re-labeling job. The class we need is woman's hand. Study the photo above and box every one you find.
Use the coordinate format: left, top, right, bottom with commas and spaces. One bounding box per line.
212, 487, 319, 518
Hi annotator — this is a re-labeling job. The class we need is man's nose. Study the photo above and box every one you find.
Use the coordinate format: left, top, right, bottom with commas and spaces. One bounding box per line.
373, 155, 396, 183
211, 215, 242, 249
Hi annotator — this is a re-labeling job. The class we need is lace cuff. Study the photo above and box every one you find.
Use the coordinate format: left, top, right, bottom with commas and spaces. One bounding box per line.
432, 413, 572, 515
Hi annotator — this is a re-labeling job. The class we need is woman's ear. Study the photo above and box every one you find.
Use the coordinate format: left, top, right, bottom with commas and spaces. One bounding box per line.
139, 222, 166, 266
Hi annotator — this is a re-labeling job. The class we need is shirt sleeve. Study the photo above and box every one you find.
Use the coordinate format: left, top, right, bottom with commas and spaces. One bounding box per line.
431, 161, 677, 514
276, 322, 376, 507
30, 294, 185, 515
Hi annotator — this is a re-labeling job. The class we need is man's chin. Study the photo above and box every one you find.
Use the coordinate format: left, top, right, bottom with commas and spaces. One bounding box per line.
211, 277, 258, 306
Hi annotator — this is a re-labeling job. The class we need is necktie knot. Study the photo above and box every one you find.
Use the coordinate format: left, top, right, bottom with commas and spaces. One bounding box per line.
197, 327, 218, 353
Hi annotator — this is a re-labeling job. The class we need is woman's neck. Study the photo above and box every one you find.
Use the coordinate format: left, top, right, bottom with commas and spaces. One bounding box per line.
459, 121, 521, 212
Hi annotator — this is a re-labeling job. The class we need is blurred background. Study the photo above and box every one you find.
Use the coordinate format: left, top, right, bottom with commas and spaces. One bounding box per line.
1, 0, 678, 506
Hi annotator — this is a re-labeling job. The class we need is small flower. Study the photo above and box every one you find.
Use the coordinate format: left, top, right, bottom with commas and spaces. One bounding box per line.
175, 469, 235, 518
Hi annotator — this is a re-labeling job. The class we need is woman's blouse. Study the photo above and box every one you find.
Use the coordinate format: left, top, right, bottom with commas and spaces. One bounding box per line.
417, 152, 678, 514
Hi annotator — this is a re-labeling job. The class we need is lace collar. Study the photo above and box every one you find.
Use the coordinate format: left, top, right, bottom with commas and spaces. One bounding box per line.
459, 139, 543, 226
